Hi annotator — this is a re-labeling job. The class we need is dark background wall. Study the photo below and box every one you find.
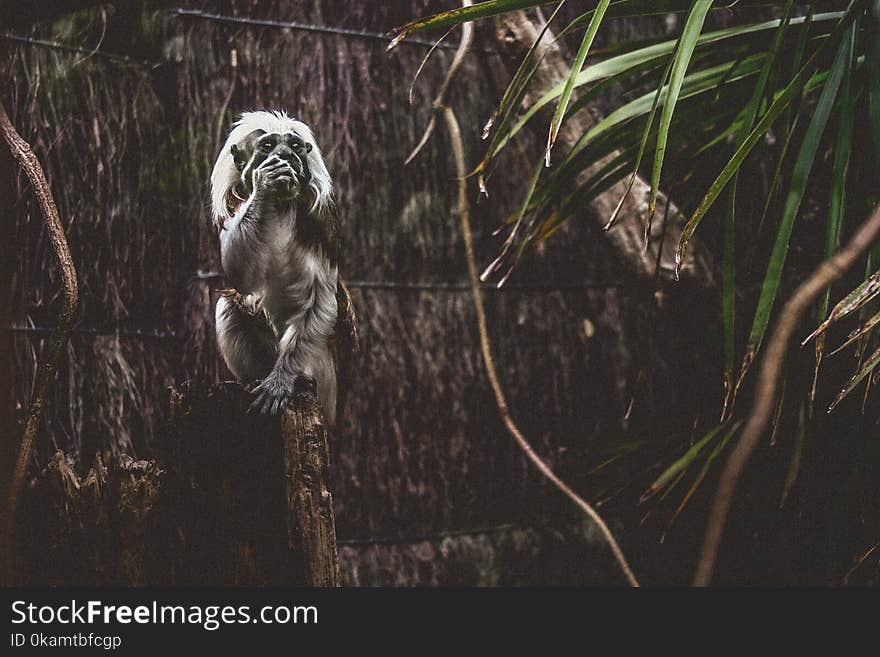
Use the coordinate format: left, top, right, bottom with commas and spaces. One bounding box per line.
3, 1, 874, 585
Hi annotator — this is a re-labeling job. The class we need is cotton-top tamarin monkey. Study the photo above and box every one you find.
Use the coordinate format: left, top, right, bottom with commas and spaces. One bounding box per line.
210, 110, 356, 423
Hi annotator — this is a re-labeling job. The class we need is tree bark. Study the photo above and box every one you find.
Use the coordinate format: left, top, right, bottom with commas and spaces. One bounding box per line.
493, 11, 715, 286
282, 382, 341, 587
0, 99, 79, 585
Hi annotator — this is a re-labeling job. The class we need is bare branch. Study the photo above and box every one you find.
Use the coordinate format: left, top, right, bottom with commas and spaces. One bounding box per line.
404, 1, 474, 165
0, 100, 79, 583
695, 202, 880, 586
428, 4, 638, 584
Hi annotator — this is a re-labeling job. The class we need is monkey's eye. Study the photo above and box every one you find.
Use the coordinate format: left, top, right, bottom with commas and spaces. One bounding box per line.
287, 134, 306, 152
260, 140, 274, 152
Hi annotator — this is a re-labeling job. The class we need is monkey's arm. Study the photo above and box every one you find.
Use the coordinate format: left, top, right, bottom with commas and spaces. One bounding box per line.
219, 156, 296, 292
219, 193, 270, 293
250, 271, 339, 416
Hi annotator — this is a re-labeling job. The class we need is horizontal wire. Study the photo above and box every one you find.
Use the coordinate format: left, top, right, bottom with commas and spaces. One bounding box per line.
338, 518, 600, 547
168, 8, 497, 54
3, 325, 177, 340
193, 271, 635, 291
339, 522, 531, 547
3, 277, 639, 341
345, 280, 634, 292
0, 32, 162, 68
3, 8, 496, 70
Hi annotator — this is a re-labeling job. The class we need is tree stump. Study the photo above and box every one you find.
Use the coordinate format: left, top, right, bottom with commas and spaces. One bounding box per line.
282, 379, 340, 587
18, 381, 340, 586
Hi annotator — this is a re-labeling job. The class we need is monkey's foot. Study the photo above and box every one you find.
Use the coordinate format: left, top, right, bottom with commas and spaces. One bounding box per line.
248, 370, 317, 415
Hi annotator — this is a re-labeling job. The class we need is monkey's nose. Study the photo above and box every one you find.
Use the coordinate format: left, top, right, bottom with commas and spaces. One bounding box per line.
276, 144, 294, 157
274, 145, 299, 168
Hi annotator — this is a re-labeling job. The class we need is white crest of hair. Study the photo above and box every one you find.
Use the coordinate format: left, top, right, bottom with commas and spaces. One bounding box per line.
210, 110, 333, 226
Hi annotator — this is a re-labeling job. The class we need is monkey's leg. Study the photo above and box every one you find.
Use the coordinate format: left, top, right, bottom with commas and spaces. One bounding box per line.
249, 305, 313, 416
215, 293, 277, 383
250, 348, 336, 419
248, 349, 317, 417
250, 280, 338, 418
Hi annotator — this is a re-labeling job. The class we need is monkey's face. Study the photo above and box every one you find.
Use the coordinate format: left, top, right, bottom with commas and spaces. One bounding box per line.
231, 129, 313, 201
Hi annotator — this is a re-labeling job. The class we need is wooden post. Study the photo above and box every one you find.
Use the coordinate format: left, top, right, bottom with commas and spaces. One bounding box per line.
282, 380, 340, 587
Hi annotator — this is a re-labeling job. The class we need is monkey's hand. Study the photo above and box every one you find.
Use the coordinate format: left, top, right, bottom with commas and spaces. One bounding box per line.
251, 154, 299, 200
249, 365, 317, 415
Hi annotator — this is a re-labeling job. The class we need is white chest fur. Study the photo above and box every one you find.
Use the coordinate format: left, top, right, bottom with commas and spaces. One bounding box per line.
259, 211, 338, 339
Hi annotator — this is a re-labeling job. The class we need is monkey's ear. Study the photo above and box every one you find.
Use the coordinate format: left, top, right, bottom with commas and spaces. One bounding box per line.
231, 129, 266, 171
231, 144, 246, 172
304, 143, 313, 154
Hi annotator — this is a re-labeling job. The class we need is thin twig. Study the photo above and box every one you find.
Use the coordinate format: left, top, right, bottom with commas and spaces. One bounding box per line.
842, 542, 878, 584
0, 100, 79, 583
431, 5, 638, 583
409, 27, 456, 106
404, 2, 474, 165
444, 106, 638, 586
695, 202, 880, 586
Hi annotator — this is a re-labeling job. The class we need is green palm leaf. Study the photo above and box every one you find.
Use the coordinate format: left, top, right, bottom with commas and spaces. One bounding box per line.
743, 20, 854, 368
648, 0, 712, 218
676, 3, 861, 278
546, 0, 611, 165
